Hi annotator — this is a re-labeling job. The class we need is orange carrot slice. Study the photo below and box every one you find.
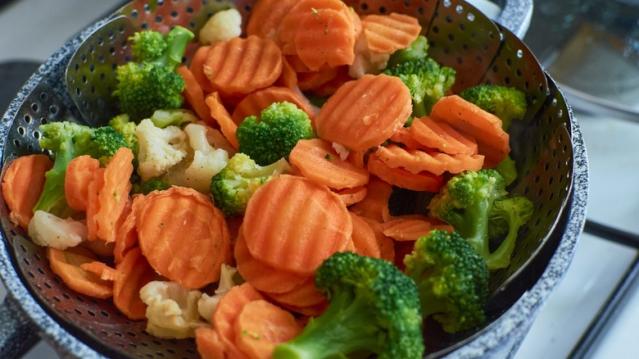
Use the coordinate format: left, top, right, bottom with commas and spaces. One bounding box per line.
177, 65, 214, 124
390, 126, 431, 150
206, 92, 239, 149
114, 247, 157, 320
82, 239, 114, 258
368, 153, 444, 192
113, 194, 144, 264
309, 66, 353, 97
267, 277, 326, 308
243, 175, 352, 275
190, 46, 213, 93
47, 246, 113, 299
86, 168, 105, 241
382, 216, 454, 242
205, 126, 237, 155
64, 155, 100, 212
315, 74, 412, 151
204, 36, 282, 96
95, 148, 133, 243
335, 186, 367, 206
349, 212, 381, 258
362, 13, 422, 54
289, 139, 370, 190
431, 95, 510, 166
409, 117, 478, 155
348, 149, 368, 169
235, 229, 307, 294
137, 187, 230, 289
231, 87, 316, 124
234, 300, 302, 359
276, 56, 299, 89
247, 0, 299, 40
374, 145, 485, 176
213, 283, 264, 358
297, 67, 340, 91
285, 55, 312, 73
350, 177, 392, 222
80, 261, 117, 281
361, 217, 396, 262
196, 327, 227, 359
1, 154, 52, 229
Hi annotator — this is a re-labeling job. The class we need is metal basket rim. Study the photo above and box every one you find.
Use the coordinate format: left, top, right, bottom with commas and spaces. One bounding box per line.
0, 6, 589, 359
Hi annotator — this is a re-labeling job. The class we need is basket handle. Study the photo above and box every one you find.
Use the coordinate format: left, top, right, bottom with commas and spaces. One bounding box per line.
0, 295, 40, 358
498, 0, 533, 38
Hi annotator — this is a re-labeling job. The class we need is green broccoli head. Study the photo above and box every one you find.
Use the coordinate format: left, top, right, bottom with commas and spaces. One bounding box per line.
273, 252, 424, 359
211, 153, 290, 216
495, 155, 517, 186
384, 58, 456, 117
149, 109, 197, 128
114, 26, 194, 121
460, 84, 527, 130
109, 114, 138, 153
134, 178, 171, 195
404, 230, 489, 333
387, 35, 430, 68
486, 196, 534, 269
237, 102, 314, 166
90, 126, 129, 165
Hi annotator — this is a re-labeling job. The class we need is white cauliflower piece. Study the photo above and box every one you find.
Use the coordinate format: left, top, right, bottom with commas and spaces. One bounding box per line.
136, 119, 188, 181
140, 281, 205, 339
331, 142, 350, 161
349, 34, 391, 78
28, 211, 86, 250
165, 124, 228, 193
197, 264, 238, 322
199, 8, 242, 45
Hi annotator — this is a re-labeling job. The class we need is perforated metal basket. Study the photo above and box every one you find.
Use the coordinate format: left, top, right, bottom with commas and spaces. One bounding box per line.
0, 1, 588, 358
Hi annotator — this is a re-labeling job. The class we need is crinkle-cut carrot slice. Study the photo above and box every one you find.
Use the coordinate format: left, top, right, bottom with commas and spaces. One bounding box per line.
204, 36, 283, 96
431, 95, 510, 166
231, 87, 316, 124
80, 261, 117, 281
294, 9, 356, 71
286, 55, 312, 73
86, 168, 105, 241
204, 125, 236, 155
335, 186, 367, 206
409, 117, 478, 155
267, 277, 326, 308
243, 175, 352, 275
368, 153, 444, 192
297, 66, 340, 91
82, 239, 114, 258
95, 148, 133, 243
47, 246, 113, 299
382, 216, 454, 242
276, 56, 299, 89
309, 66, 353, 97
374, 145, 485, 176
349, 212, 381, 258
114, 194, 144, 264
213, 283, 264, 358
196, 327, 227, 359
362, 13, 422, 54
360, 217, 396, 262
64, 155, 100, 212
177, 65, 214, 124
277, 0, 351, 55
315, 74, 412, 151
289, 139, 370, 190
113, 247, 157, 320
235, 229, 307, 294
137, 187, 230, 289
190, 45, 213, 93
206, 92, 239, 149
350, 177, 392, 223
1, 154, 52, 229
348, 149, 368, 169
247, 0, 299, 40
390, 126, 431, 150
234, 300, 302, 359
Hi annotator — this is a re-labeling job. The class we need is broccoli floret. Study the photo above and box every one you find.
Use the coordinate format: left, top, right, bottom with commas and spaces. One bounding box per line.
486, 196, 534, 269
495, 155, 517, 186
387, 35, 429, 68
237, 102, 314, 166
109, 114, 138, 153
90, 126, 129, 165
273, 252, 424, 359
211, 153, 290, 216
384, 57, 456, 117
114, 26, 194, 121
149, 109, 197, 128
134, 178, 171, 195
460, 84, 527, 130
405, 230, 489, 333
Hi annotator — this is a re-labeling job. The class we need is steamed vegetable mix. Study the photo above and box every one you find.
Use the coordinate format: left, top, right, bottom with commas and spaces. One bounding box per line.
1, 0, 539, 357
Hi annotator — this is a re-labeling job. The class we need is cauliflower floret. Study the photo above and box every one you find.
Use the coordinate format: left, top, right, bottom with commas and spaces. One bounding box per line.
136, 119, 188, 181
349, 34, 391, 79
140, 281, 205, 339
197, 264, 238, 322
165, 124, 228, 193
332, 142, 350, 161
28, 210, 86, 250
199, 8, 242, 45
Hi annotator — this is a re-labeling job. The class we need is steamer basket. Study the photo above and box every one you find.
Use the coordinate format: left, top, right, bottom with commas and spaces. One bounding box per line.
0, 1, 588, 358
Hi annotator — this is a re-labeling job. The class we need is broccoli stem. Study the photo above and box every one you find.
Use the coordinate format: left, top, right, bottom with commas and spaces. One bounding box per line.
33, 138, 75, 216
412, 100, 428, 118
163, 26, 194, 68
466, 200, 492, 259
273, 294, 382, 359
487, 220, 519, 269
